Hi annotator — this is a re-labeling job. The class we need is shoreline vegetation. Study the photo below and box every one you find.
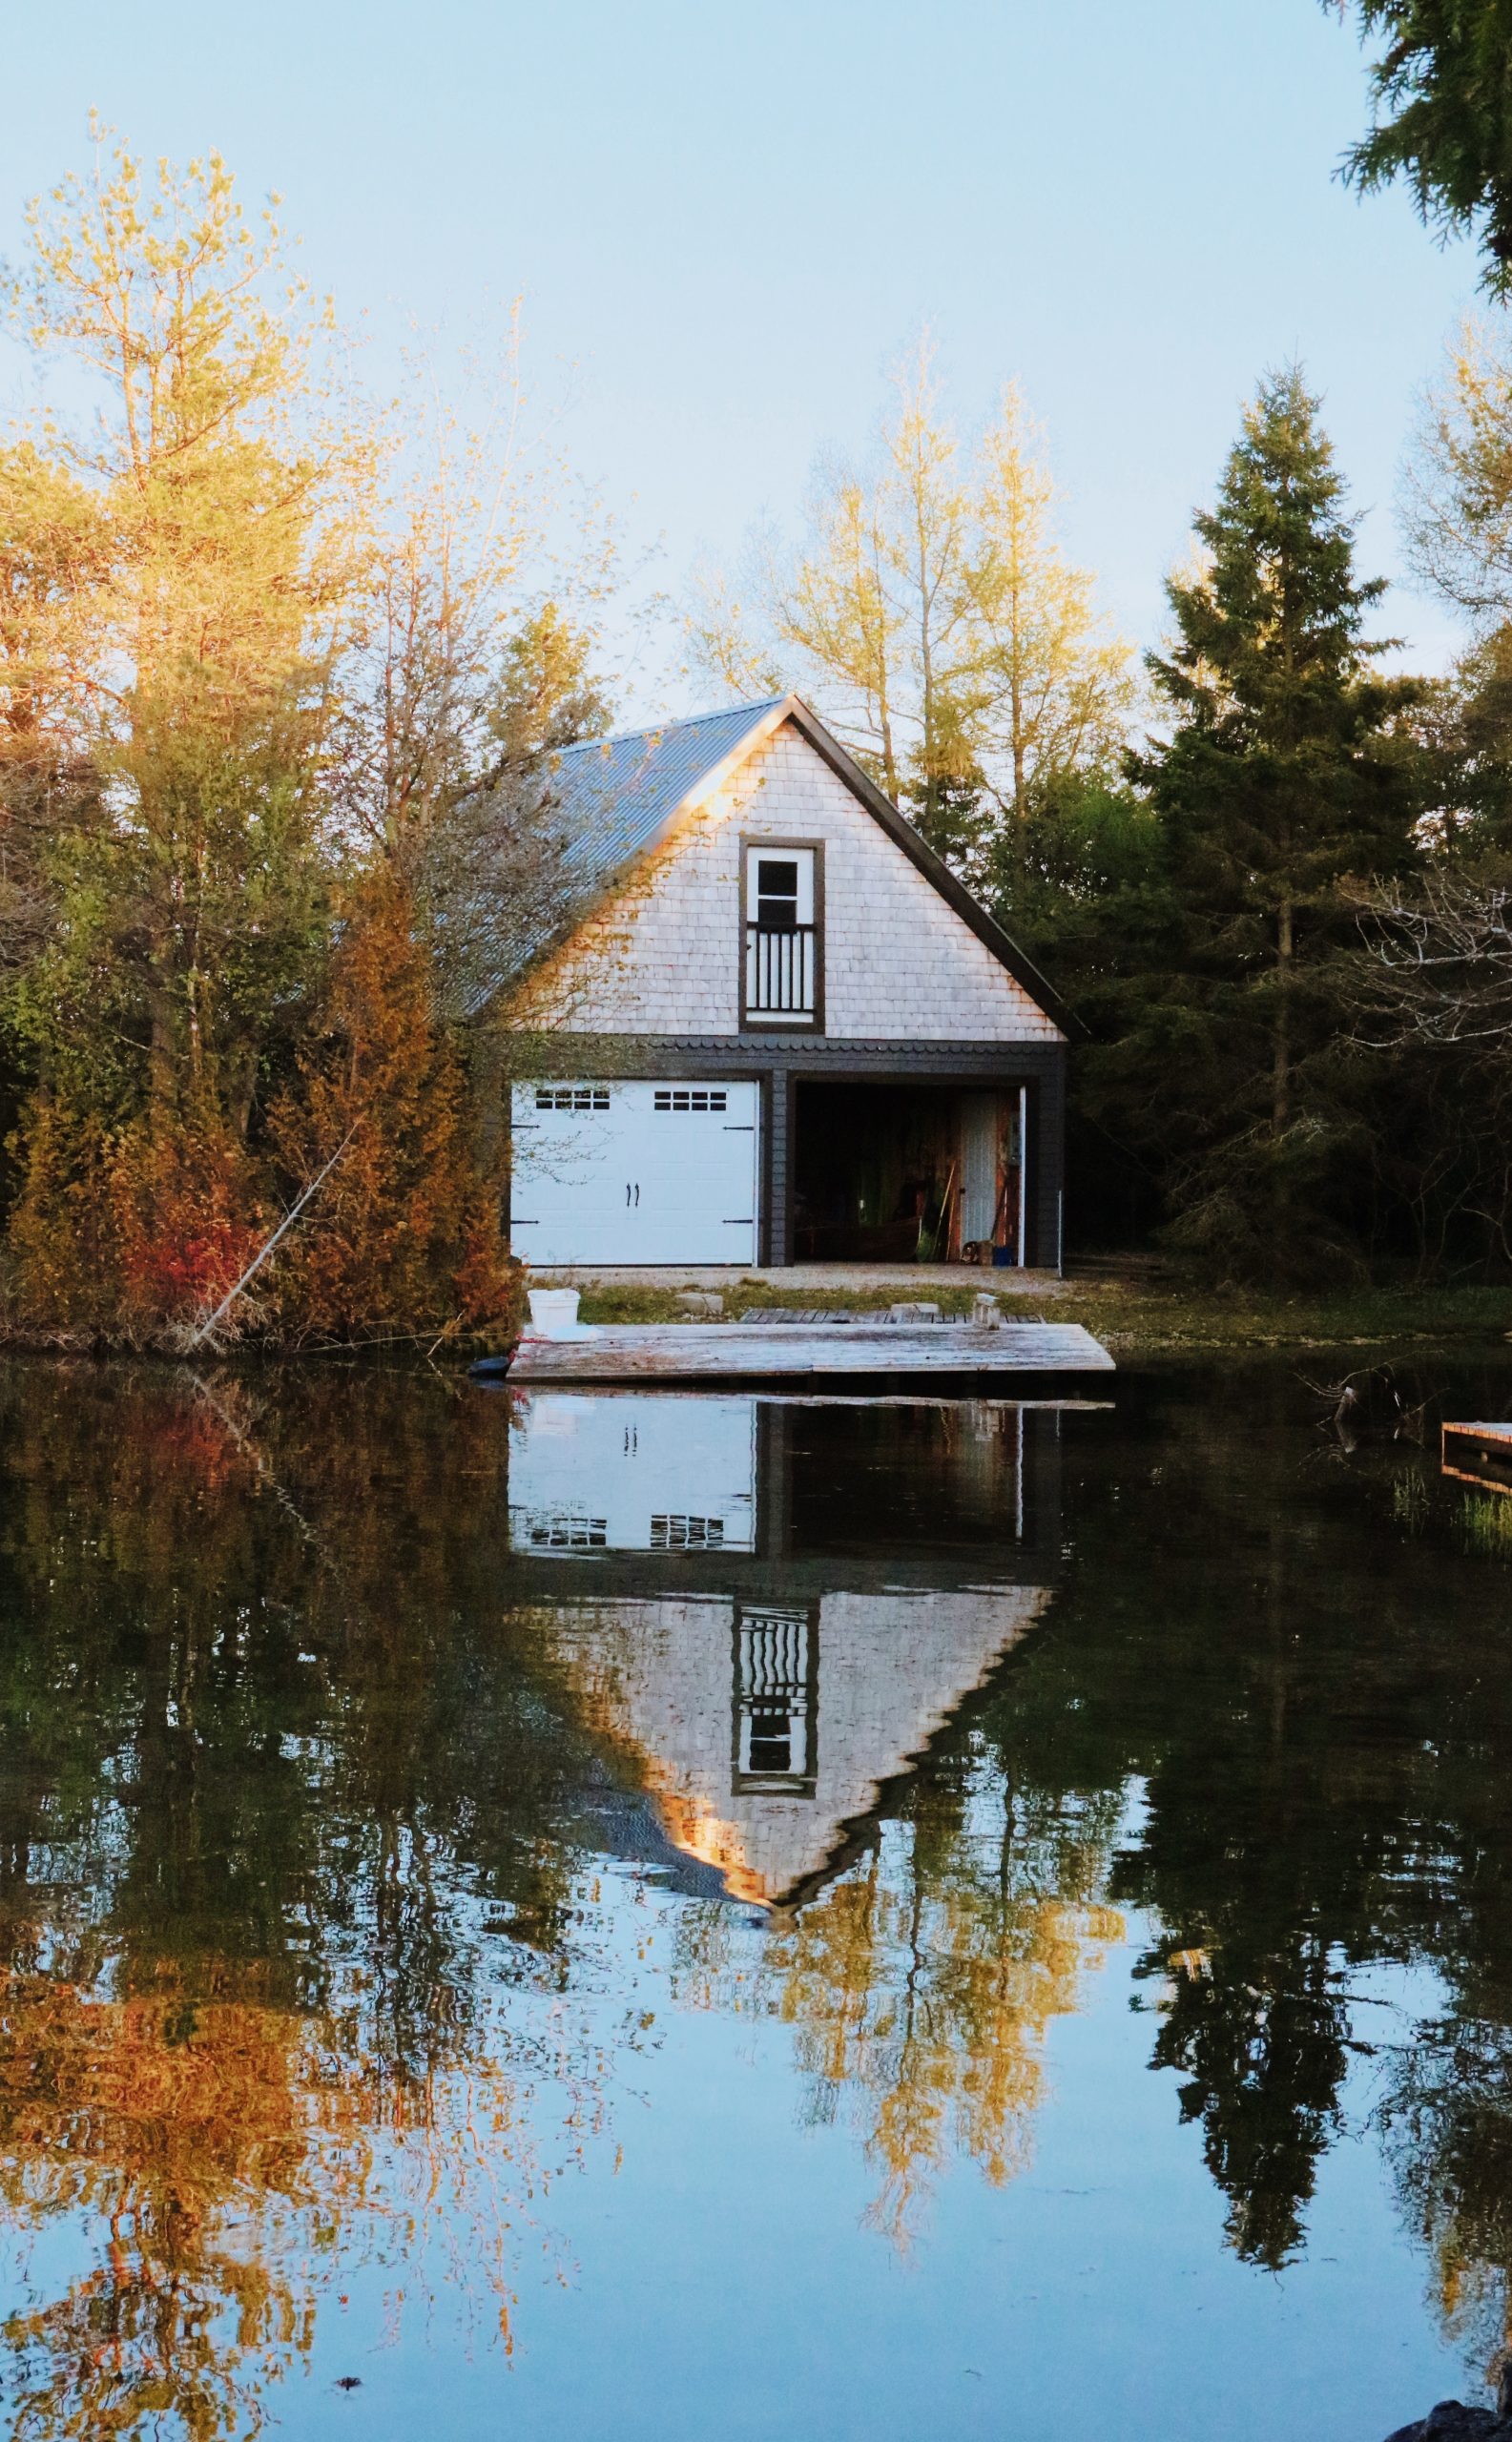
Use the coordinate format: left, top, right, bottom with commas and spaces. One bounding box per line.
5, 1267, 1512, 1364
14, 131, 1512, 1354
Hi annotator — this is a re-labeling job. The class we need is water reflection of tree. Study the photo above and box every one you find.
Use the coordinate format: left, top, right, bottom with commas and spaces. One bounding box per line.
3, 1969, 353, 2439
0, 1365, 626, 2438
0, 1950, 618, 2438
1135, 1927, 1350, 2267
1378, 2016, 1512, 2373
673, 1758, 1123, 2245
10, 1356, 1512, 2412
984, 1371, 1512, 2319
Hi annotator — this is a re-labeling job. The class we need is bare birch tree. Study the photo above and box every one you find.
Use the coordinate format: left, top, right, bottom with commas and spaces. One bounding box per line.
1349, 870, 1512, 1044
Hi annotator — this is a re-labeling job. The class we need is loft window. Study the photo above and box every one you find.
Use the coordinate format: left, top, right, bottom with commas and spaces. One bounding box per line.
744, 843, 819, 1025
755, 858, 799, 931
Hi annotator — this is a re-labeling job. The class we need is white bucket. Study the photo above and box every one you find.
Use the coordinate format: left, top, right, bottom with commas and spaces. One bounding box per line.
527, 1288, 587, 1339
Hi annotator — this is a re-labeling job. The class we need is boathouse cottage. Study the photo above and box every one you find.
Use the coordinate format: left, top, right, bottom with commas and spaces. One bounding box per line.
498, 694, 1071, 1271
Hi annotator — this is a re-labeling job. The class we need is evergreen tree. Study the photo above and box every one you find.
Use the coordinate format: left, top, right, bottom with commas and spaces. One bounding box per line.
1334, 0, 1512, 296
0, 135, 370, 1146
1127, 368, 1426, 1278
986, 769, 1178, 1252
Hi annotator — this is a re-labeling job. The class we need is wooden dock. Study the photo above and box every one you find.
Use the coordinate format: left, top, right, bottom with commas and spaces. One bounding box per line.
1442, 1419, 1512, 1495
497, 1320, 1114, 1385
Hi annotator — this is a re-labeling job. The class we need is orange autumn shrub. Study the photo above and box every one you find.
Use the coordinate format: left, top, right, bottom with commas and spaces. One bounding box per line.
5, 1098, 127, 1335
4, 882, 519, 1348
114, 1128, 266, 1334
266, 872, 519, 1341
7, 1101, 266, 1341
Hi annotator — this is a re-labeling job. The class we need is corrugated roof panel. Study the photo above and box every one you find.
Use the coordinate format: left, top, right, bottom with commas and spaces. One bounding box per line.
455, 696, 786, 1014
549, 696, 787, 900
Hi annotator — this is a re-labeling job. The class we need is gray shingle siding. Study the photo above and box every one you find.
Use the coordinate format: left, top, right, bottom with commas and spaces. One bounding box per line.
487, 696, 1072, 1267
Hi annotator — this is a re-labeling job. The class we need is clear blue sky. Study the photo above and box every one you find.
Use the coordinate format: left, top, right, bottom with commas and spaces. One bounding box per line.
4, 0, 1483, 710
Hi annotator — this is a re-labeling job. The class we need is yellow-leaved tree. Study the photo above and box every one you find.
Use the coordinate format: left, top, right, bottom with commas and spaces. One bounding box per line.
967, 384, 1138, 823
0, 126, 375, 1331
0, 128, 604, 1343
688, 341, 1135, 884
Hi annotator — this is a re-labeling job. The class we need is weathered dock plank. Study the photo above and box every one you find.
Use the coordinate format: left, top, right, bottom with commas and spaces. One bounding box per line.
1442, 1419, 1512, 1494
505, 1321, 1114, 1383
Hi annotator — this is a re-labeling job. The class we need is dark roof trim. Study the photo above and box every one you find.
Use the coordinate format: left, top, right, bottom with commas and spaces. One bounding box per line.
781, 698, 1083, 1042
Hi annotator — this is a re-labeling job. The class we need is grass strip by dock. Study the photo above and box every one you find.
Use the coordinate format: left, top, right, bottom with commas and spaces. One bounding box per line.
570, 1273, 1512, 1358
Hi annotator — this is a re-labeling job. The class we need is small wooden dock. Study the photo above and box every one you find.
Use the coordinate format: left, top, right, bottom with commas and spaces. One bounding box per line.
1442, 1419, 1512, 1495
496, 1320, 1114, 1386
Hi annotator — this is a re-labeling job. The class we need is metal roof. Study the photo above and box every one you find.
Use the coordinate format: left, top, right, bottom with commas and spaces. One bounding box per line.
549, 695, 788, 902
446, 696, 786, 1018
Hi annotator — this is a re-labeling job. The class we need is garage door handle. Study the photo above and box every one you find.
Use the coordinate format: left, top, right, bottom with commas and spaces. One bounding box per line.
625, 1182, 639, 1206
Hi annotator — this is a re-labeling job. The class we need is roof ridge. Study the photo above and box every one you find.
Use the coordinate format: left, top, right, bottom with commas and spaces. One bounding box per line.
549, 693, 788, 760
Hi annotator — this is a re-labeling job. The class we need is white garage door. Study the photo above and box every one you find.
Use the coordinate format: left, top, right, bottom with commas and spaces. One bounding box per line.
509, 1081, 759, 1265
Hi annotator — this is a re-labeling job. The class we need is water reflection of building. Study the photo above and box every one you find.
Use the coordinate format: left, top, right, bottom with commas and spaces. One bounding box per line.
508, 1393, 756, 1553
507, 1392, 1068, 1909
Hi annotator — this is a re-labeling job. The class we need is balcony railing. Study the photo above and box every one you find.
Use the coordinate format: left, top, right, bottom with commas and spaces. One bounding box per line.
735, 1606, 817, 1792
745, 921, 818, 1022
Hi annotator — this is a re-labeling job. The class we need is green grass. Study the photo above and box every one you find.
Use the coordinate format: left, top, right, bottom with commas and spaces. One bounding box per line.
572, 1278, 1019, 1325
1056, 1277, 1512, 1356
1389, 1471, 1434, 1535
1459, 1492, 1512, 1558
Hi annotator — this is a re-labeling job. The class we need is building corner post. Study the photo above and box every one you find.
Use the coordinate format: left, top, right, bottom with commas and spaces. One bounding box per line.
765, 1070, 793, 1266
1028, 1050, 1067, 1273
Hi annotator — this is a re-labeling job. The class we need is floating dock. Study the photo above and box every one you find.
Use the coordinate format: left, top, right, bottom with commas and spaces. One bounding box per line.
492, 1320, 1115, 1386
1442, 1419, 1512, 1494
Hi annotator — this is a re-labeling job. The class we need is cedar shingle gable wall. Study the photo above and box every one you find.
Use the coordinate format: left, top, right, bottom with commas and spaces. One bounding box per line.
546, 1582, 1047, 1909
520, 719, 1066, 1045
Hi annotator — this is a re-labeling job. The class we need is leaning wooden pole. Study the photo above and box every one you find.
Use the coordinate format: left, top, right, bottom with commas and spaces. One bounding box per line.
187, 1123, 361, 1352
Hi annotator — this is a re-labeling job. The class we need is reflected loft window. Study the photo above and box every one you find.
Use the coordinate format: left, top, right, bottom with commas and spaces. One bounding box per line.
733, 1606, 818, 1796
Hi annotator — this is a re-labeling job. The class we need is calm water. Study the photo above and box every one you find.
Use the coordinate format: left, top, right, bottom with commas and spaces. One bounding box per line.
2, 1357, 1511, 2440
